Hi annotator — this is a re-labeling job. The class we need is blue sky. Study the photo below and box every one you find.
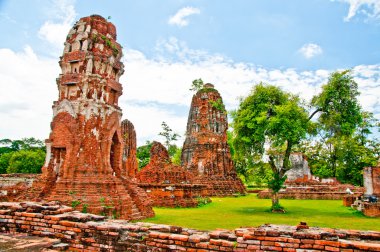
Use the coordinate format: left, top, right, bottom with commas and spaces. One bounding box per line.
0, 0, 379, 145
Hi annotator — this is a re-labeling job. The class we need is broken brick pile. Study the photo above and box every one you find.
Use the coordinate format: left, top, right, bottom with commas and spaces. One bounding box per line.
1, 201, 380, 251
181, 83, 246, 196
136, 141, 208, 207
35, 15, 153, 220
0, 174, 41, 202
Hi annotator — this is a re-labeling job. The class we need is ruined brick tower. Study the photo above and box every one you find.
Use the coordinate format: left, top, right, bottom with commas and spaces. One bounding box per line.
39, 15, 154, 219
181, 83, 246, 196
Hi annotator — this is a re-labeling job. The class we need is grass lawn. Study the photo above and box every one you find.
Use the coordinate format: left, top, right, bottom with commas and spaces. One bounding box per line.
142, 194, 380, 231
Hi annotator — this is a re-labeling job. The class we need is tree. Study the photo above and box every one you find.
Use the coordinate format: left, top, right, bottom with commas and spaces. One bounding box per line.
136, 141, 152, 170
310, 70, 363, 177
158, 121, 180, 150
6, 149, 45, 174
232, 83, 310, 211
189, 78, 204, 92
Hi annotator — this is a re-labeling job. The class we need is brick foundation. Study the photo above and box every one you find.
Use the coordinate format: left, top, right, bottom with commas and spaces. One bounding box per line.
1, 201, 380, 251
258, 184, 364, 200
363, 202, 380, 217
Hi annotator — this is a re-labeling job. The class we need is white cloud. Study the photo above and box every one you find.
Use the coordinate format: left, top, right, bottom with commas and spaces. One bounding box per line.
336, 0, 380, 21
1, 36, 380, 146
168, 7, 200, 27
38, 0, 76, 53
298, 43, 323, 59
0, 46, 59, 140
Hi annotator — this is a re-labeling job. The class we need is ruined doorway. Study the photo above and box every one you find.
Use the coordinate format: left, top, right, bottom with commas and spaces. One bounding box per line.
51, 147, 66, 176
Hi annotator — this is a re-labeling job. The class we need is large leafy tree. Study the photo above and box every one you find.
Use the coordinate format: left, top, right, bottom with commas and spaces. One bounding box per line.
232, 83, 310, 211
310, 70, 363, 177
0, 138, 46, 174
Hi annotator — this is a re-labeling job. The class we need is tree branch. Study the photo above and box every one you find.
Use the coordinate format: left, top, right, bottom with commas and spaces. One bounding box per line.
268, 155, 277, 173
308, 108, 322, 121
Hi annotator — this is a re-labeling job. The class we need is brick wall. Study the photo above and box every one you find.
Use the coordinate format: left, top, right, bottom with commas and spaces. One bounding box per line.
1, 202, 380, 251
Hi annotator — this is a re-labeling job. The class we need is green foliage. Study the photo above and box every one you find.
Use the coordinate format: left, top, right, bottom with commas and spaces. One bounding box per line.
159, 121, 180, 150
189, 78, 204, 92
312, 70, 362, 137
270, 202, 285, 213
0, 152, 13, 174
209, 98, 226, 112
82, 203, 88, 213
196, 196, 211, 207
171, 147, 182, 165
71, 200, 81, 209
137, 141, 152, 170
6, 149, 45, 174
268, 173, 287, 194
232, 83, 310, 209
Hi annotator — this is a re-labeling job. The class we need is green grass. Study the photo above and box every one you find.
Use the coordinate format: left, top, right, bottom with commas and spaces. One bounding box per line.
142, 194, 380, 231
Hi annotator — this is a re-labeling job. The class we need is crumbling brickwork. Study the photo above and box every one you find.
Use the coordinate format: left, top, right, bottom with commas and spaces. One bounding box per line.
0, 174, 41, 202
37, 15, 154, 220
181, 83, 245, 196
137, 141, 207, 207
121, 119, 138, 178
1, 201, 380, 251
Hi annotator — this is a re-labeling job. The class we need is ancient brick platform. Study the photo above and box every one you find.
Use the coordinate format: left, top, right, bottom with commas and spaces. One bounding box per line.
181, 83, 246, 196
136, 141, 208, 207
258, 183, 364, 200
35, 15, 153, 220
1, 201, 380, 251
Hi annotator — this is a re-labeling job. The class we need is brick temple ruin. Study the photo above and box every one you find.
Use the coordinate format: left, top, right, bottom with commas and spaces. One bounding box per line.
181, 83, 246, 196
35, 15, 154, 220
258, 153, 364, 200
136, 141, 208, 207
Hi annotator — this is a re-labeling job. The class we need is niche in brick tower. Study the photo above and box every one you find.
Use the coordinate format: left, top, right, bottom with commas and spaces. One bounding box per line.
39, 15, 154, 220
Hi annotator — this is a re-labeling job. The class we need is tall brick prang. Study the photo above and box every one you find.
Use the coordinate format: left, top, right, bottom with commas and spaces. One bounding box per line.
38, 15, 154, 220
181, 83, 246, 196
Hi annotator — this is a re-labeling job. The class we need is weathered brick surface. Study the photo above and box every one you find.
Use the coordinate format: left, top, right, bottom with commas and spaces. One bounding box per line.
0, 174, 41, 201
181, 84, 246, 196
33, 15, 154, 220
137, 141, 208, 207
121, 119, 138, 178
1, 202, 380, 251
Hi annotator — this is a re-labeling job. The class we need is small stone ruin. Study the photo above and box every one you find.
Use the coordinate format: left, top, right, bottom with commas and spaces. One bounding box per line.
33, 15, 154, 220
181, 83, 246, 196
345, 165, 380, 217
136, 141, 208, 207
258, 153, 364, 200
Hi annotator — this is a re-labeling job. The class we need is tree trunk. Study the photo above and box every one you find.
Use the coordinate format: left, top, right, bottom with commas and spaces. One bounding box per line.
272, 192, 279, 207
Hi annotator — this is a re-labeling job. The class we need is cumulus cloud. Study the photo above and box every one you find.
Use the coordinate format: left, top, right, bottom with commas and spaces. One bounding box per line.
1, 37, 380, 145
298, 43, 323, 59
38, 0, 76, 53
336, 0, 380, 21
0, 46, 59, 140
168, 7, 200, 27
